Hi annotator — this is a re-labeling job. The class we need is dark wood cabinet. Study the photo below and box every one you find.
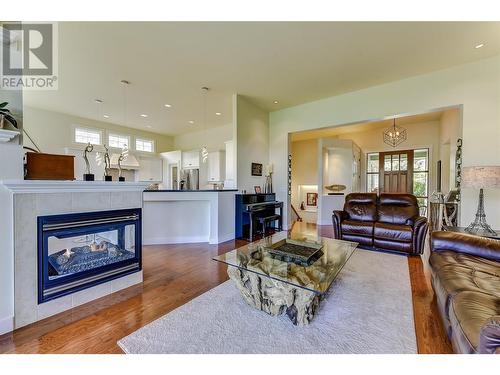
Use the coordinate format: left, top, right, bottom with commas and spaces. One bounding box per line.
25, 152, 75, 180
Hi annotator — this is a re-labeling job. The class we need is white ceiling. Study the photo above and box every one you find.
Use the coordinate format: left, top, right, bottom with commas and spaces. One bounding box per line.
23, 22, 500, 137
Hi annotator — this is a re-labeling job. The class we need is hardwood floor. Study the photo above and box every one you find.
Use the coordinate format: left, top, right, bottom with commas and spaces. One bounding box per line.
408, 250, 453, 353
0, 224, 452, 354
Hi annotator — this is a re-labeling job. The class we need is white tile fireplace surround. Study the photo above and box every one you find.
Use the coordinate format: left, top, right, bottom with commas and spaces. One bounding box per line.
0, 180, 149, 334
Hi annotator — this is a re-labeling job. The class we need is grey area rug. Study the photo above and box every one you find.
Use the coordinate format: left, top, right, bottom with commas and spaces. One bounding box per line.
118, 249, 417, 354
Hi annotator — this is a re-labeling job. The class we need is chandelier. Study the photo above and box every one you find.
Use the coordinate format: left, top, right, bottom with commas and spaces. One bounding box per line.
383, 118, 407, 147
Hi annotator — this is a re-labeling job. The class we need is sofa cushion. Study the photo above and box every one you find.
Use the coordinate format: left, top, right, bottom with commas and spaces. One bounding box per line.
374, 222, 412, 242
373, 238, 413, 253
343, 193, 377, 222
431, 258, 500, 323
449, 291, 500, 353
341, 234, 373, 247
435, 264, 500, 297
430, 250, 500, 276
341, 220, 374, 237
378, 193, 419, 225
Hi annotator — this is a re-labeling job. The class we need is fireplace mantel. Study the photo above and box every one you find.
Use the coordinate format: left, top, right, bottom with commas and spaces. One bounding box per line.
1, 180, 150, 193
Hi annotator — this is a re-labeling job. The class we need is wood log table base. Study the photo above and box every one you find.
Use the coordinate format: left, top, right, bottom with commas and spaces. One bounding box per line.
227, 267, 321, 325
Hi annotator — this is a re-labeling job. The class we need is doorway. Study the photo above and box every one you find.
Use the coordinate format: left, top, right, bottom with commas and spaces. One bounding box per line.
379, 150, 414, 193
289, 106, 462, 227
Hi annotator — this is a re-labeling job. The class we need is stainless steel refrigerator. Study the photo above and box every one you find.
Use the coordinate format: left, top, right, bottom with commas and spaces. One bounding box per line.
180, 169, 199, 190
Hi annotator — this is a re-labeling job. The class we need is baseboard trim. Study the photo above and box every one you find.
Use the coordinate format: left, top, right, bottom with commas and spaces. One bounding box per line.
0, 315, 14, 335
209, 232, 235, 245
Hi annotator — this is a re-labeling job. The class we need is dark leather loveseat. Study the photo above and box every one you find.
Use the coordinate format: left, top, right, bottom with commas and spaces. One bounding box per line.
332, 193, 428, 255
430, 231, 500, 354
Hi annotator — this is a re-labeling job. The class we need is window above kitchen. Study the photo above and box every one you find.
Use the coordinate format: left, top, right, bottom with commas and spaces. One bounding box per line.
74, 127, 102, 145
136, 138, 154, 153
108, 133, 130, 149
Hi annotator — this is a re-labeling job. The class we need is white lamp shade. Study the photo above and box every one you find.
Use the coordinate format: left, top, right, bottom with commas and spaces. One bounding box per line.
462, 166, 500, 189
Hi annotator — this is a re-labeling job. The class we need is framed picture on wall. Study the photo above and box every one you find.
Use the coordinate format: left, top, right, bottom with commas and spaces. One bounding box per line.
251, 163, 263, 176
307, 192, 318, 206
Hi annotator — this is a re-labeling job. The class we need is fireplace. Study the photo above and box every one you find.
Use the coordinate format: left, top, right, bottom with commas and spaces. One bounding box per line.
38, 208, 142, 303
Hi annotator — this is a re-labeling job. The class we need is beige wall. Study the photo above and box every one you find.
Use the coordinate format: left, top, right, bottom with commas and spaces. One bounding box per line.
23, 106, 174, 155
235, 95, 269, 192
173, 123, 233, 152
269, 56, 500, 228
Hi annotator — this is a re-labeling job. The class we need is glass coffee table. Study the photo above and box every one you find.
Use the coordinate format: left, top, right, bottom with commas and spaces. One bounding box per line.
213, 231, 357, 325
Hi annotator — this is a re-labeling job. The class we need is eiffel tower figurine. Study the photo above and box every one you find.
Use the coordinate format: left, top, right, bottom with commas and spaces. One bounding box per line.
465, 188, 497, 236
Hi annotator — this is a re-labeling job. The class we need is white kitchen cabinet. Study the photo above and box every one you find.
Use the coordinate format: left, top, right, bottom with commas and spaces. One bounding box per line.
182, 150, 200, 169
137, 156, 163, 182
207, 151, 225, 183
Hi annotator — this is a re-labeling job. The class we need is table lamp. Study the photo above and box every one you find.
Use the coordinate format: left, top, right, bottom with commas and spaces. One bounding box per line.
462, 166, 500, 235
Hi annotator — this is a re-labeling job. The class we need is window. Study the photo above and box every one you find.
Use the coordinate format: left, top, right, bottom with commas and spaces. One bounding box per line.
413, 149, 429, 216
135, 138, 154, 153
366, 153, 379, 192
74, 127, 101, 145
108, 133, 130, 149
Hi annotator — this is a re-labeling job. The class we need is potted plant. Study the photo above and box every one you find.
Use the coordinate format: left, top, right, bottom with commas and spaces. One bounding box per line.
0, 102, 18, 129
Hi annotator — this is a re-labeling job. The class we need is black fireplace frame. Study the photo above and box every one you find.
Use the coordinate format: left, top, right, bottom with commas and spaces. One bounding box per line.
37, 208, 142, 304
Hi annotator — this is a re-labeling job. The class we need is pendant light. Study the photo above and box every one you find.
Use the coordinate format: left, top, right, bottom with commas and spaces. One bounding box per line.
383, 118, 407, 147
200, 86, 209, 163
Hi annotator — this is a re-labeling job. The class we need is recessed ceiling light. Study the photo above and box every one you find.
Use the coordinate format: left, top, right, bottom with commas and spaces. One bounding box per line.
188, 120, 195, 124
273, 100, 279, 104
103, 114, 110, 119
164, 104, 172, 108
140, 114, 148, 118
475, 43, 485, 49
94, 99, 103, 104
215, 112, 221, 116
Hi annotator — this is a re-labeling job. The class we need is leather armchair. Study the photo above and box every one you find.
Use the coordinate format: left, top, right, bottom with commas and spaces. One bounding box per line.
332, 193, 428, 255
430, 231, 500, 354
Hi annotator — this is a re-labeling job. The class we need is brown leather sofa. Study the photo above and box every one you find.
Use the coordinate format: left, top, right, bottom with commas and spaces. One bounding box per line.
332, 193, 428, 255
430, 231, 500, 354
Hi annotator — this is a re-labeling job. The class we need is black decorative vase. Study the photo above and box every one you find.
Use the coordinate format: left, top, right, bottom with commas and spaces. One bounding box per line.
119, 177, 125, 182
83, 174, 95, 181
104, 175, 113, 182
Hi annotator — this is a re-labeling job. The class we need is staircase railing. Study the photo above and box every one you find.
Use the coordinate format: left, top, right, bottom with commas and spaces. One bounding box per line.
290, 204, 303, 222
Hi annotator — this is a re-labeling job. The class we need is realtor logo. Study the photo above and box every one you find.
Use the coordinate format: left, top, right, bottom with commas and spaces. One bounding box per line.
1, 22, 58, 90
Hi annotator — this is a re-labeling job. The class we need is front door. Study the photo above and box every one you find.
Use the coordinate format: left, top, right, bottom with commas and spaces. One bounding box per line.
378, 150, 414, 193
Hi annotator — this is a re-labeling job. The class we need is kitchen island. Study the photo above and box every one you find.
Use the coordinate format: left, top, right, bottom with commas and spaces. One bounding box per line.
143, 190, 238, 245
